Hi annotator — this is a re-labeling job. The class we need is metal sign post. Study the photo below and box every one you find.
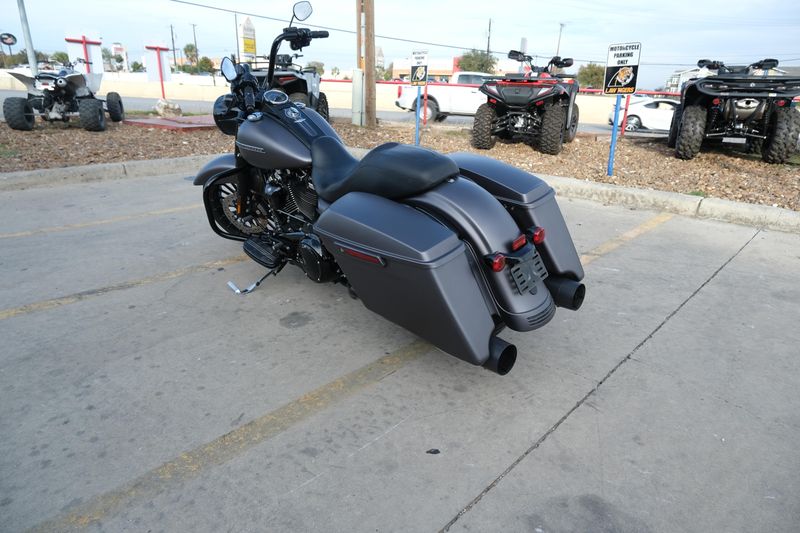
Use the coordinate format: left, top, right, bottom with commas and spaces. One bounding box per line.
411, 49, 428, 146
604, 42, 641, 176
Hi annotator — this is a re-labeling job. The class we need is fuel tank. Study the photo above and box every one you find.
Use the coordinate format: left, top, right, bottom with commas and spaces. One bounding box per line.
236, 105, 341, 169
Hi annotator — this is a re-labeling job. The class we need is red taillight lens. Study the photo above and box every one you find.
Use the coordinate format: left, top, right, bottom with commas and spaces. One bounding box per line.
776, 99, 786, 107
341, 247, 383, 265
512, 234, 527, 251
486, 253, 507, 272
489, 98, 497, 104
535, 100, 545, 106
397, 85, 402, 98
531, 227, 545, 245
712, 98, 721, 105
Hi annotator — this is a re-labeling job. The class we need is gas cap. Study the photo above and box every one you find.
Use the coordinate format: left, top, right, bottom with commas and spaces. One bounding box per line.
246, 112, 263, 121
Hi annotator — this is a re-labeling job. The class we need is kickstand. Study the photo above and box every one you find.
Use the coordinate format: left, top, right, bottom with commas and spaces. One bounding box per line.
227, 264, 285, 295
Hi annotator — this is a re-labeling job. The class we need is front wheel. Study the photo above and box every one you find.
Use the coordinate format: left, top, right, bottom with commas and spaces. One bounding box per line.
3, 97, 35, 130
207, 176, 273, 238
624, 115, 642, 132
565, 104, 579, 143
471, 103, 497, 149
667, 105, 681, 148
79, 99, 106, 132
315, 92, 330, 122
106, 92, 125, 122
416, 99, 438, 122
675, 105, 706, 160
762, 107, 800, 164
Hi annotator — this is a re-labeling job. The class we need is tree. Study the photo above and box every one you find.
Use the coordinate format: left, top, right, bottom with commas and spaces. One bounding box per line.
183, 43, 197, 65
197, 56, 214, 73
131, 61, 144, 72
383, 62, 393, 80
577, 63, 604, 88
331, 66, 340, 78
456, 50, 497, 73
102, 47, 113, 71
51, 51, 69, 65
307, 60, 324, 76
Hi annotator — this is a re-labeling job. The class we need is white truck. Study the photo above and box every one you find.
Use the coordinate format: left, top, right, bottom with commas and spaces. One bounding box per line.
395, 71, 492, 122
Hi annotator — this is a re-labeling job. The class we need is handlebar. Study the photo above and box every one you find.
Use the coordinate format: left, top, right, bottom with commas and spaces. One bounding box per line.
310, 31, 329, 38
243, 85, 255, 112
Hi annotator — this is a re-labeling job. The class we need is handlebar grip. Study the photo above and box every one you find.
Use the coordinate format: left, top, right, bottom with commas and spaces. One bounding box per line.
244, 86, 255, 112
310, 31, 329, 38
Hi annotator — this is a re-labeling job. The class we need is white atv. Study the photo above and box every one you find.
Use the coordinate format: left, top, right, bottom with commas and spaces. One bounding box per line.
3, 60, 124, 131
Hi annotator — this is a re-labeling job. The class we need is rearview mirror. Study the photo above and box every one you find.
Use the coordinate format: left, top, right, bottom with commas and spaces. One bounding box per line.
508, 50, 524, 61
220, 56, 237, 82
697, 59, 713, 69
558, 57, 574, 68
293, 1, 313, 21
754, 58, 778, 70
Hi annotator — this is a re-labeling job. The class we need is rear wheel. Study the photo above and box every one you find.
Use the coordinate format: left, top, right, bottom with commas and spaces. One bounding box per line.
416, 99, 438, 122
762, 107, 800, 164
3, 97, 35, 130
315, 92, 330, 122
565, 104, 579, 143
79, 99, 106, 131
675, 105, 706, 160
106, 92, 125, 122
538, 103, 566, 155
624, 115, 641, 131
471, 103, 497, 149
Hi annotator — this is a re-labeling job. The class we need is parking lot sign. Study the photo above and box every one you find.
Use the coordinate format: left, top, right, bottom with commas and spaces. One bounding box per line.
604, 42, 641, 95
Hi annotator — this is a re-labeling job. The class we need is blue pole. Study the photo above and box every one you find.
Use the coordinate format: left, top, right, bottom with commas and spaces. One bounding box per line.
607, 94, 623, 176
414, 86, 421, 146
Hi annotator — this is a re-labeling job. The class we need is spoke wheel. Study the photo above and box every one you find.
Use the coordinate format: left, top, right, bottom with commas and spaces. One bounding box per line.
210, 179, 273, 236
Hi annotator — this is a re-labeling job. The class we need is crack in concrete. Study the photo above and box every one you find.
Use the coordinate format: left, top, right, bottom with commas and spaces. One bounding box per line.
439, 228, 762, 532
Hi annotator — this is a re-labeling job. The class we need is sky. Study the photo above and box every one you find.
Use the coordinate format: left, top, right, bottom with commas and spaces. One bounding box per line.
2, 0, 799, 89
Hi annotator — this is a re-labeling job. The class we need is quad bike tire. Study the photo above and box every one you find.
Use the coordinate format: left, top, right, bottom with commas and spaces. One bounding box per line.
667, 105, 681, 148
79, 99, 106, 132
762, 107, 800, 164
106, 92, 125, 122
3, 97, 35, 131
288, 92, 310, 106
675, 105, 706, 160
315, 92, 330, 122
538, 103, 566, 155
415, 99, 439, 122
471, 103, 497, 150
565, 104, 579, 143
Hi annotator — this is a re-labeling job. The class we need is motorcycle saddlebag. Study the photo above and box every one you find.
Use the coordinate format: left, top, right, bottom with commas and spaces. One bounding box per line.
314, 192, 497, 367
449, 152, 584, 281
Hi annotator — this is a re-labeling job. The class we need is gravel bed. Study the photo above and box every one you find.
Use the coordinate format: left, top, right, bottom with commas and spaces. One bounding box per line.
1, 118, 797, 210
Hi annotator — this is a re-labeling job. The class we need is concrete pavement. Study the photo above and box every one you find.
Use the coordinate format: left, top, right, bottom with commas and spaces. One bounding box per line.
1, 169, 798, 532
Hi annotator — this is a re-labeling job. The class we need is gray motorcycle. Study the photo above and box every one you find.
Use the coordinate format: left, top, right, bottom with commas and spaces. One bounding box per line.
194, 2, 585, 375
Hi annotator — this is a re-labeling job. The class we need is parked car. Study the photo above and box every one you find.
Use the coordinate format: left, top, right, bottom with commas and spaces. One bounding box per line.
608, 97, 679, 131
395, 71, 492, 121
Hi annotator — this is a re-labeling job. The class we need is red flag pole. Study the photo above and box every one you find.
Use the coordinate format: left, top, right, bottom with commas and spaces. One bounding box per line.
146, 45, 170, 100
620, 94, 632, 137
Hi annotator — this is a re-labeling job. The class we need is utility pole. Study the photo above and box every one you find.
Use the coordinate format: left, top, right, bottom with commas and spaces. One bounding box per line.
486, 19, 491, 55
364, 0, 376, 128
16, 0, 38, 75
234, 12, 240, 63
556, 22, 565, 56
191, 23, 198, 65
170, 24, 177, 68
356, 1, 363, 69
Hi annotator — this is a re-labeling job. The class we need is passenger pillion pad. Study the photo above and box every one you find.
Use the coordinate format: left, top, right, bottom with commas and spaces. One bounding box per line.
310, 137, 459, 202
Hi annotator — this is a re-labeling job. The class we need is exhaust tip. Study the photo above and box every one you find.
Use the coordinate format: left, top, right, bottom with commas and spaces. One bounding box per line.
545, 277, 586, 311
484, 337, 517, 376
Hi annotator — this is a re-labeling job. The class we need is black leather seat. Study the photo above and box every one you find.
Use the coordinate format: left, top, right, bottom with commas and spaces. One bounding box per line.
311, 137, 459, 203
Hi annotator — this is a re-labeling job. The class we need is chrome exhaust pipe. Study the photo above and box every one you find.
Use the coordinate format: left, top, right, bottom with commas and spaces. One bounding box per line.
545, 276, 586, 311
483, 337, 517, 375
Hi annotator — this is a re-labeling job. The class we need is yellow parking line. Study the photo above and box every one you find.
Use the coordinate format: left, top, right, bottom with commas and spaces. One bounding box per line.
0, 204, 203, 239
580, 212, 674, 265
25, 211, 676, 531
0, 255, 247, 321
29, 339, 432, 532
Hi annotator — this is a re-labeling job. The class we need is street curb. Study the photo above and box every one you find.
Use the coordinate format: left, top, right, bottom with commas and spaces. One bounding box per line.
1, 151, 798, 233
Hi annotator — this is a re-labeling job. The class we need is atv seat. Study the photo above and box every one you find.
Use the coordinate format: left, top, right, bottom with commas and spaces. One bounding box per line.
311, 137, 459, 203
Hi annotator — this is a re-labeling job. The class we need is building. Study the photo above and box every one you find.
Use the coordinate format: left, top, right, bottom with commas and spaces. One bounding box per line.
111, 42, 129, 72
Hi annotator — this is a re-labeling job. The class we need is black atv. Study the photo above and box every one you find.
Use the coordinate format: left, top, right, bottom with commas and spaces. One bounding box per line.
669, 58, 800, 164
471, 51, 579, 155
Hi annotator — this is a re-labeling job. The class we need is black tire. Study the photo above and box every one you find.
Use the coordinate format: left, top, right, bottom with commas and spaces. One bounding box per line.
565, 104, 579, 143
288, 92, 310, 106
79, 99, 106, 131
538, 103, 566, 155
434, 114, 447, 123
667, 105, 681, 148
762, 107, 800, 164
315, 92, 330, 122
106, 92, 124, 122
745, 137, 763, 154
675, 105, 706, 160
3, 97, 35, 131
471, 103, 497, 149
415, 99, 438, 122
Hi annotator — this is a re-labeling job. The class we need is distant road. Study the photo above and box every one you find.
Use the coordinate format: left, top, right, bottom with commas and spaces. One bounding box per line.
0, 89, 620, 135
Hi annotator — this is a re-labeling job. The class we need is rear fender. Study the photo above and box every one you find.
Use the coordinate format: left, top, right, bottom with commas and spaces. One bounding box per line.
405, 177, 555, 332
